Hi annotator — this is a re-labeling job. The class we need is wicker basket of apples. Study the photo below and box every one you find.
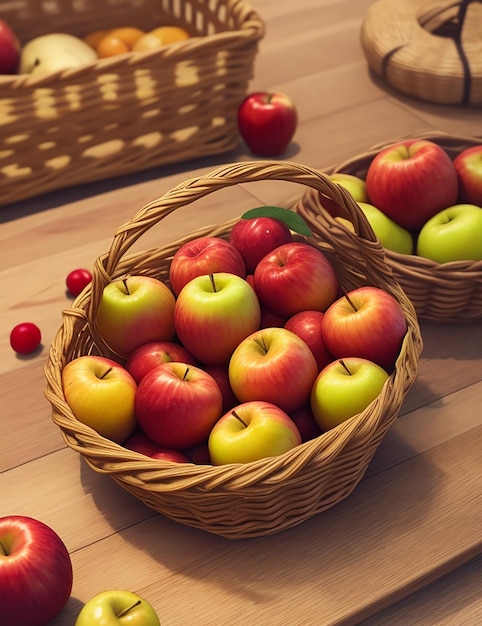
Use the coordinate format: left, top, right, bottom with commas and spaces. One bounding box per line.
45, 161, 422, 539
296, 132, 482, 323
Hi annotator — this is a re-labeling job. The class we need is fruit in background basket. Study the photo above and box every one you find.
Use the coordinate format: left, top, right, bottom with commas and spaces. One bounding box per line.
284, 310, 333, 370
237, 91, 298, 157
253, 241, 339, 317
416, 204, 482, 263
0, 19, 20, 74
19, 33, 98, 74
95, 275, 176, 359
124, 433, 189, 462
66, 268, 92, 297
322, 287, 407, 372
310, 357, 389, 431
135, 361, 223, 450
357, 201, 413, 254
75, 590, 160, 626
62, 355, 137, 443
169, 236, 246, 296
125, 340, 197, 384
0, 515, 73, 626
132, 26, 190, 52
229, 216, 293, 273
365, 139, 459, 230
208, 401, 302, 464
320, 173, 369, 218
229, 327, 318, 413
9, 322, 42, 355
453, 145, 482, 206
96, 33, 130, 57
109, 27, 146, 48
174, 272, 261, 365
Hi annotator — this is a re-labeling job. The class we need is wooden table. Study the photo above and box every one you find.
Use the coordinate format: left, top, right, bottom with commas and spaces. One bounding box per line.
1, 1, 481, 624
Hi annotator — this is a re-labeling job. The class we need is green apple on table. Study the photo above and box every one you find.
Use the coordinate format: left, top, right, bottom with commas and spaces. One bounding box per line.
75, 590, 160, 625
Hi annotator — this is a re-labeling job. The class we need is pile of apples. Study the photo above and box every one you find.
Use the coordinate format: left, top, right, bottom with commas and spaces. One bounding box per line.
62, 209, 409, 466
323, 138, 482, 263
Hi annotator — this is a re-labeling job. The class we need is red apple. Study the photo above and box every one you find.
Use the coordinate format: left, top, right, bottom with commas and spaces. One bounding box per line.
0, 515, 73, 626
135, 361, 223, 450
0, 19, 20, 74
321, 286, 407, 372
169, 236, 246, 296
228, 327, 318, 414
208, 401, 302, 464
124, 433, 189, 462
365, 139, 459, 230
289, 404, 323, 441
453, 145, 482, 206
229, 216, 293, 273
285, 310, 334, 370
187, 440, 212, 465
253, 242, 339, 317
125, 340, 197, 384
202, 363, 239, 414
237, 91, 298, 157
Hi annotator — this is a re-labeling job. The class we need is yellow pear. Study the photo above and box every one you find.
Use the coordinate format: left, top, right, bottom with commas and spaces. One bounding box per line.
20, 33, 98, 75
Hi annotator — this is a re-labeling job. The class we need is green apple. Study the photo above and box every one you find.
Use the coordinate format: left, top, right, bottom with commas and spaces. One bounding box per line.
75, 590, 160, 625
357, 201, 413, 254
321, 173, 368, 219
310, 357, 389, 431
416, 204, 482, 263
62, 355, 137, 444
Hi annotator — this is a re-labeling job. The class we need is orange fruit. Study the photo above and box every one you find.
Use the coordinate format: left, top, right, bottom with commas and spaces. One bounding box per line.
84, 29, 111, 50
132, 33, 164, 52
97, 34, 130, 57
109, 27, 145, 48
148, 26, 190, 45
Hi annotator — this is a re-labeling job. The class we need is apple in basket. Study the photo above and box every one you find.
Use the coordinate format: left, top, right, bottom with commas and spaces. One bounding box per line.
365, 138, 459, 230
135, 361, 223, 450
0, 515, 73, 626
0, 19, 20, 74
125, 340, 197, 384
321, 286, 408, 373
284, 309, 334, 371
253, 241, 339, 317
289, 404, 323, 442
356, 201, 414, 255
75, 590, 160, 626
208, 401, 302, 464
62, 355, 137, 444
319, 172, 369, 218
169, 236, 246, 296
174, 272, 261, 365
416, 204, 482, 263
124, 433, 189, 463
95, 275, 176, 359
228, 327, 318, 414
310, 357, 389, 431
453, 145, 482, 206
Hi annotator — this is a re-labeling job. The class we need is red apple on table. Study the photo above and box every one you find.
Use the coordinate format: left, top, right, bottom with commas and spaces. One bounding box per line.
174, 272, 261, 365
237, 91, 298, 157
75, 590, 160, 626
228, 326, 318, 413
135, 361, 223, 450
321, 286, 407, 372
310, 357, 389, 431
229, 216, 293, 273
124, 432, 189, 462
169, 236, 246, 296
0, 515, 73, 626
365, 139, 459, 230
125, 340, 197, 384
0, 19, 20, 74
453, 145, 482, 206
62, 355, 137, 443
95, 275, 176, 359
253, 241, 339, 317
285, 310, 334, 370
208, 401, 302, 464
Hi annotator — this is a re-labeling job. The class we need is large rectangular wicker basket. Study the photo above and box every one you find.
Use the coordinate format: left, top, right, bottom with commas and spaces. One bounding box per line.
44, 161, 423, 540
0, 0, 264, 207
297, 132, 482, 323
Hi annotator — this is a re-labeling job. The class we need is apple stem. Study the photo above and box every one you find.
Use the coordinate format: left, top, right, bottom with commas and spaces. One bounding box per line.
231, 410, 248, 428
123, 277, 130, 295
100, 367, 113, 380
183, 367, 190, 381
209, 273, 217, 292
0, 541, 7, 556
344, 293, 358, 312
339, 359, 352, 375
117, 599, 142, 618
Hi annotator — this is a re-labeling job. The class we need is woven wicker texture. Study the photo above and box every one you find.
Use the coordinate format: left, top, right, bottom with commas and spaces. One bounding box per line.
296, 132, 482, 323
44, 161, 422, 539
360, 0, 482, 106
0, 0, 264, 206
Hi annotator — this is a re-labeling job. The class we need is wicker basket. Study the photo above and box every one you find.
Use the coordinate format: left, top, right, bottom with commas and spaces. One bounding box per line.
44, 161, 422, 539
297, 132, 482, 323
0, 0, 264, 207
360, 0, 482, 106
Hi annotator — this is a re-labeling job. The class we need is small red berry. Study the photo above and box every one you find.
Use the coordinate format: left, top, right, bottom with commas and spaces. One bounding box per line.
10, 323, 42, 354
66, 268, 92, 297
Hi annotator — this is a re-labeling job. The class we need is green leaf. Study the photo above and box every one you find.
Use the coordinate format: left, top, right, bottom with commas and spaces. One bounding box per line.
240, 206, 312, 237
